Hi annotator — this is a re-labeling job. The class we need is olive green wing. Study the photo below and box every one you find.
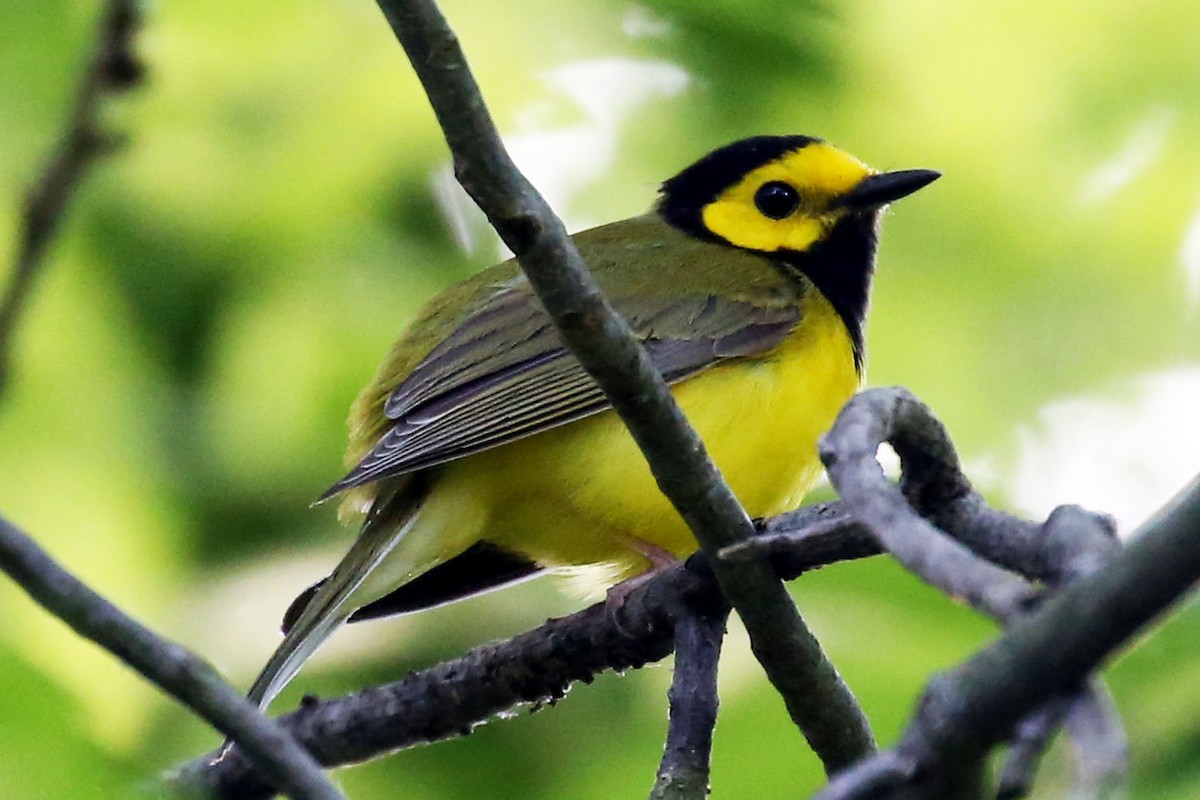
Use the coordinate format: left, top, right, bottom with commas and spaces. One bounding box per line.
318, 282, 800, 501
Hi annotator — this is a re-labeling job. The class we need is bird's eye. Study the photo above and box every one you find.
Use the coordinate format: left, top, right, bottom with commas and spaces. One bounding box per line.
753, 182, 801, 220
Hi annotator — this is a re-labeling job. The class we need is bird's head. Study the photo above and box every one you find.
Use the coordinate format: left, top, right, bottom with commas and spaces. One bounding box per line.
656, 135, 939, 370
656, 134, 938, 257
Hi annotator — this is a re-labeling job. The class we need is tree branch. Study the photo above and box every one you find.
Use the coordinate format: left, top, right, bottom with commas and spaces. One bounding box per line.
174, 442, 1108, 800
0, 0, 144, 399
650, 605, 729, 800
814, 388, 1200, 800
0, 515, 344, 800
994, 679, 1126, 800
170, 504, 873, 799
1061, 679, 1128, 798
170, 382, 1167, 800
371, 0, 873, 774
996, 691, 1075, 799
822, 399, 1035, 620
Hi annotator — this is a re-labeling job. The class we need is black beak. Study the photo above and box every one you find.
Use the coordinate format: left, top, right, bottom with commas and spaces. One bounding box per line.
836, 169, 941, 209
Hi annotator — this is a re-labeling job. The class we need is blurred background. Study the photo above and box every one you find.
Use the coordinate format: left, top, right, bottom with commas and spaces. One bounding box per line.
3, 0, 1199, 797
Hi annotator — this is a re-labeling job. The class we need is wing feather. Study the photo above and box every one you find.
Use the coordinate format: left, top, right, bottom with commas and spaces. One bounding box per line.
320, 282, 803, 502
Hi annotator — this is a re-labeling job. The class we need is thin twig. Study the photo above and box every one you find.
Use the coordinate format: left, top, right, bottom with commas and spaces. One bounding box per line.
995, 680, 1127, 800
897, 420, 1124, 796
372, 0, 873, 773
650, 607, 729, 800
0, 0, 144, 398
994, 510, 1126, 800
0, 516, 344, 800
997, 693, 1075, 799
2, 6, 341, 797
1063, 680, 1128, 799
719, 516, 855, 562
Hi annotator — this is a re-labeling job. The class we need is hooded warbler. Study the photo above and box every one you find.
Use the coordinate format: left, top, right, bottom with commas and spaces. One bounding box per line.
247, 134, 938, 709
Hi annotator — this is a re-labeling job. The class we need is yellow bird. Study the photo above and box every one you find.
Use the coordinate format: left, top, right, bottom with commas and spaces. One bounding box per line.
247, 135, 938, 708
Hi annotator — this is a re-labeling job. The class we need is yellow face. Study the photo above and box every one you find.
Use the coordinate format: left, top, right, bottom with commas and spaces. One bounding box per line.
700, 143, 875, 254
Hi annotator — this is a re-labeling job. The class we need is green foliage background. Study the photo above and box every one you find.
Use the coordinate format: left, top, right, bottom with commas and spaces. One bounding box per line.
2, 1, 1199, 797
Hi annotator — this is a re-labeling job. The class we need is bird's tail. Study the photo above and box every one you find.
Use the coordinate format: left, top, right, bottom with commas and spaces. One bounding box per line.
246, 488, 424, 711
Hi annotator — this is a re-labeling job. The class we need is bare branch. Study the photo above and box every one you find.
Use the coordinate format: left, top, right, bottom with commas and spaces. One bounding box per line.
1062, 680, 1128, 799
821, 387, 1039, 622
813, 388, 1200, 800
0, 515, 344, 800
996, 680, 1127, 800
171, 505, 875, 799
171, 383, 1190, 800
173, 381, 1136, 798
997, 693, 1075, 799
650, 606, 729, 800
173, 472, 1088, 799
0, 0, 144, 398
371, 0, 873, 773
170, 379, 1173, 799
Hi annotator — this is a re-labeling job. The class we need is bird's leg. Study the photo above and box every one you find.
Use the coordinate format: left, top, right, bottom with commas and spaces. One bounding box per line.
604, 534, 681, 620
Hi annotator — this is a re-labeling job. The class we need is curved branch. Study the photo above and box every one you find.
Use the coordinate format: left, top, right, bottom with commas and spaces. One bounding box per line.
171, 381, 1166, 800
372, 0, 873, 773
820, 387, 1037, 621
814, 388, 1200, 800
0, 0, 144, 399
0, 515, 343, 800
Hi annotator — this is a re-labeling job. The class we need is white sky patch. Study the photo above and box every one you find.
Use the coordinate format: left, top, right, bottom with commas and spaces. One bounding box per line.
431, 168, 478, 256
1078, 107, 1176, 205
188, 550, 333, 673
622, 5, 674, 38
1179, 194, 1200, 309
995, 366, 1200, 535
187, 546, 565, 687
432, 58, 689, 258
876, 442, 901, 478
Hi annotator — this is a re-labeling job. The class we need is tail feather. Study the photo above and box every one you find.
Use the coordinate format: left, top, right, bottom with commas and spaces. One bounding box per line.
246, 491, 423, 711
245, 591, 350, 710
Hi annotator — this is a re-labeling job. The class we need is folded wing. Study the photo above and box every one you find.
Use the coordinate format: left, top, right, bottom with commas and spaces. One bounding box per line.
319, 284, 801, 502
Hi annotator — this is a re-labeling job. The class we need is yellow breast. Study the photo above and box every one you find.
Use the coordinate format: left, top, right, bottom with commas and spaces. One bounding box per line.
421, 287, 861, 581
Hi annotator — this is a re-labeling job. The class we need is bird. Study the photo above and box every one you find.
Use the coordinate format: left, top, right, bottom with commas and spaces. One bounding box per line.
245, 134, 939, 710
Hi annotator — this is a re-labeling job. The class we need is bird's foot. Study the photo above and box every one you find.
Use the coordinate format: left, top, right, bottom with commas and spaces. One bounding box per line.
604, 537, 680, 634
